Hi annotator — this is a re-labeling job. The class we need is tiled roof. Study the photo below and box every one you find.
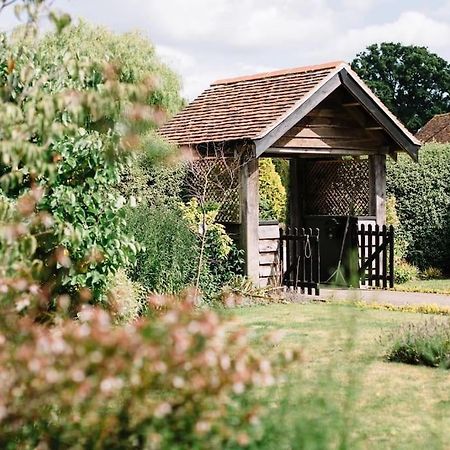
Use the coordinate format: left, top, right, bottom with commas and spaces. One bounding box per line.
416, 113, 450, 144
159, 61, 344, 145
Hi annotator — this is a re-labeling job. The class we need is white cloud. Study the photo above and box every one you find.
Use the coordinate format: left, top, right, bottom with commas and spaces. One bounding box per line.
331, 11, 450, 60
2, 0, 449, 100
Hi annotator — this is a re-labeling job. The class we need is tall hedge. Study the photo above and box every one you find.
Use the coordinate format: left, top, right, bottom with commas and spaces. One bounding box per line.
387, 143, 450, 273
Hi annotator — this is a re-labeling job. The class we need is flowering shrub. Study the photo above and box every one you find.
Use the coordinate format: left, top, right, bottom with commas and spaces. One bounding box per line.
385, 318, 450, 368
0, 292, 297, 448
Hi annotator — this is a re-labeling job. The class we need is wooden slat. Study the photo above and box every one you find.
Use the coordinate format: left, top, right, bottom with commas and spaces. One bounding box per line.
259, 265, 276, 277
258, 224, 280, 239
274, 136, 381, 150
259, 252, 278, 265
259, 239, 279, 253
283, 126, 369, 139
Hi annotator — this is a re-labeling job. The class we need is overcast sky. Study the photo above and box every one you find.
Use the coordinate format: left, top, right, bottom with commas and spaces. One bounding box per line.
2, 0, 450, 100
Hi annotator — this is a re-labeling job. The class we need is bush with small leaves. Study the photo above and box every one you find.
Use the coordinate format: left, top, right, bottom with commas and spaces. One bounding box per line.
394, 259, 419, 284
385, 318, 450, 368
0, 292, 298, 449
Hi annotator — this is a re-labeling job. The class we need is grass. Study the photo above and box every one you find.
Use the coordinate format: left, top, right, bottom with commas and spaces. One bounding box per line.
394, 278, 450, 295
230, 302, 450, 450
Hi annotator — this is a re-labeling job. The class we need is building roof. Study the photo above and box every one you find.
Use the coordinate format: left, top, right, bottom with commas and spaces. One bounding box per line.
416, 113, 450, 144
160, 61, 421, 160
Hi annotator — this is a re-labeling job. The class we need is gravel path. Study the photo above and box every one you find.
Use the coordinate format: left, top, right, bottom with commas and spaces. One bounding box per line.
318, 287, 450, 307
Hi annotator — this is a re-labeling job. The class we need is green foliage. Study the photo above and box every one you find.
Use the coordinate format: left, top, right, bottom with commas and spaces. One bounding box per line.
272, 158, 290, 192
259, 158, 287, 222
181, 198, 244, 299
387, 143, 450, 273
39, 21, 184, 116
0, 19, 184, 311
394, 260, 419, 285
0, 295, 296, 448
386, 318, 450, 368
125, 203, 198, 294
107, 268, 147, 323
420, 266, 443, 280
351, 43, 450, 132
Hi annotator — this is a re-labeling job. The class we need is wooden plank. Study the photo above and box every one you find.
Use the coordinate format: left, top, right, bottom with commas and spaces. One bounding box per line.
275, 136, 380, 149
266, 147, 382, 156
382, 225, 388, 288
259, 265, 276, 278
258, 224, 280, 240
254, 73, 342, 156
283, 126, 369, 140
240, 157, 259, 283
389, 226, 395, 288
259, 239, 279, 253
259, 252, 278, 265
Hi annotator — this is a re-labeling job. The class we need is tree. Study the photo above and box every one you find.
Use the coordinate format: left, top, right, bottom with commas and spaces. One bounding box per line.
0, 12, 178, 313
351, 43, 450, 132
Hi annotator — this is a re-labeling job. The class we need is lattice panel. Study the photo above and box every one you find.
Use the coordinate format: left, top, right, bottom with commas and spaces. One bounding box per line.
186, 157, 240, 223
305, 159, 369, 216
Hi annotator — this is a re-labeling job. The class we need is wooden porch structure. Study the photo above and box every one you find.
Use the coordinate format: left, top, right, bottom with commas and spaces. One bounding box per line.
160, 61, 421, 286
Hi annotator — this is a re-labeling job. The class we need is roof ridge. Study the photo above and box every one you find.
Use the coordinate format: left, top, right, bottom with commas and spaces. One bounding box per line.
212, 61, 345, 86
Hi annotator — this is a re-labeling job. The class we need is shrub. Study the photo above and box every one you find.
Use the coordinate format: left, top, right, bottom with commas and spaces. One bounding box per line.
125, 204, 198, 293
107, 269, 147, 323
387, 143, 450, 273
420, 266, 443, 280
386, 195, 409, 263
181, 199, 244, 300
0, 19, 181, 311
259, 158, 287, 222
394, 260, 419, 284
385, 318, 450, 368
0, 293, 297, 449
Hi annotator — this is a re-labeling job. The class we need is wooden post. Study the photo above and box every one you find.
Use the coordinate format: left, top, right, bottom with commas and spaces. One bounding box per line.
288, 157, 308, 228
289, 158, 301, 228
240, 157, 259, 284
369, 154, 386, 225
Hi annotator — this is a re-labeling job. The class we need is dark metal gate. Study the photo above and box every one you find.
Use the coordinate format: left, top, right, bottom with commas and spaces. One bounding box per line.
357, 224, 395, 288
279, 227, 320, 295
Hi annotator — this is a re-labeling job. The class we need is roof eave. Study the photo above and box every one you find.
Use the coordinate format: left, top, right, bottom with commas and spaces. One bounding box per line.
254, 64, 421, 161
253, 68, 344, 157
338, 65, 421, 161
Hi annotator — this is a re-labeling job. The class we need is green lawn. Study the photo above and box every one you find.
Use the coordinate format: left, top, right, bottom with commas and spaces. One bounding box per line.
394, 278, 450, 294
231, 303, 450, 450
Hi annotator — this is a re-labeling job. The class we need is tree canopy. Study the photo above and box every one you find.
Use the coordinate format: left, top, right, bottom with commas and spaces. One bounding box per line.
351, 43, 450, 133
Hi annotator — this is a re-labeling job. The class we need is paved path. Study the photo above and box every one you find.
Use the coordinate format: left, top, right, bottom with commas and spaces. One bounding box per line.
317, 288, 450, 307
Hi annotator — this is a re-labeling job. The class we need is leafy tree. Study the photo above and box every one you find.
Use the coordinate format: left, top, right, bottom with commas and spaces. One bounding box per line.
351, 43, 450, 132
0, 13, 175, 313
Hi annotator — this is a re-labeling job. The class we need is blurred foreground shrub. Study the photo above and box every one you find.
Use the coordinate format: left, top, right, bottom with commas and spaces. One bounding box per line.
386, 318, 450, 368
0, 292, 297, 449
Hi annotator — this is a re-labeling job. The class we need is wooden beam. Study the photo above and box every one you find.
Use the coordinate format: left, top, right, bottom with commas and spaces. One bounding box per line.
288, 159, 301, 228
253, 72, 342, 156
369, 154, 386, 225
267, 147, 383, 156
343, 102, 360, 107
365, 126, 383, 131
240, 157, 260, 284
274, 136, 381, 150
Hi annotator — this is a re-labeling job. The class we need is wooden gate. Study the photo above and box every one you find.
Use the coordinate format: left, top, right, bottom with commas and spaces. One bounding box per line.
279, 227, 320, 295
357, 224, 395, 288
